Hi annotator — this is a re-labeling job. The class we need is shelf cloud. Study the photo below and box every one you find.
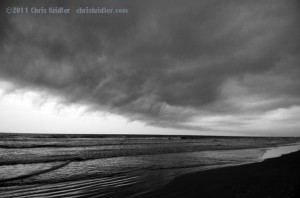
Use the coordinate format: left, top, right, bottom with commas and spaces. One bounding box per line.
0, 0, 300, 135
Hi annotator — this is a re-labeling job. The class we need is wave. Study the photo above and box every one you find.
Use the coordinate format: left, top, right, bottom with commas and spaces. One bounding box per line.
0, 160, 72, 184
0, 175, 141, 198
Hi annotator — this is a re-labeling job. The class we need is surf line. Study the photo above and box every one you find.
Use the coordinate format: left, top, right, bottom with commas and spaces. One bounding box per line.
0, 160, 72, 183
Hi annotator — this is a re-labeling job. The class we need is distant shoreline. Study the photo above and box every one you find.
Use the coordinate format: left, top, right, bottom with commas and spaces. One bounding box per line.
1, 132, 299, 139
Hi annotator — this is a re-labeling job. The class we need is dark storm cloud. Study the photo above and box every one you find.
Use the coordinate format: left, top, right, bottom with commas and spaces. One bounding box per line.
0, 0, 300, 130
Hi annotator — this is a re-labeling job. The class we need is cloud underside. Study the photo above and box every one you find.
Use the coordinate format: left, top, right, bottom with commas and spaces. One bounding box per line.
0, 0, 300, 134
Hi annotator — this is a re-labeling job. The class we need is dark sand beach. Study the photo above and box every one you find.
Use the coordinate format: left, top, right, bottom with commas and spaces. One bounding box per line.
139, 150, 300, 198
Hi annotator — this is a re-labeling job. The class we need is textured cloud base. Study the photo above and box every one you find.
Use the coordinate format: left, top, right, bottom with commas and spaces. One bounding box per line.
0, 0, 300, 135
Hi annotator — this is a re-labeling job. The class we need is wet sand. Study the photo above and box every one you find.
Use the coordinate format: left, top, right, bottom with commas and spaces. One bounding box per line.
139, 150, 300, 198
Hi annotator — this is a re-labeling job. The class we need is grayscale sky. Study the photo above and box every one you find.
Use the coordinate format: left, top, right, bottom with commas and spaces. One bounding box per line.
0, 0, 300, 136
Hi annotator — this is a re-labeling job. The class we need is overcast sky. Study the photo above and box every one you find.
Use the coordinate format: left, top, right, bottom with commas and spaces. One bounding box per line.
0, 0, 300, 136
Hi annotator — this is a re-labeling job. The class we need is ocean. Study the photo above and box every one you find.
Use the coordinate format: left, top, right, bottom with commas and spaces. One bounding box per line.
0, 134, 299, 198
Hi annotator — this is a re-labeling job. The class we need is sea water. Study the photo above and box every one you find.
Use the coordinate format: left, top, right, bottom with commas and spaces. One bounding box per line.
0, 135, 299, 198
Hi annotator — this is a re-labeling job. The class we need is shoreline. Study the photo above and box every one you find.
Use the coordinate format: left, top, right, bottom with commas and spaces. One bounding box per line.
261, 143, 300, 160
138, 150, 300, 198
1, 144, 298, 186
3, 139, 300, 198
1, 146, 299, 197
